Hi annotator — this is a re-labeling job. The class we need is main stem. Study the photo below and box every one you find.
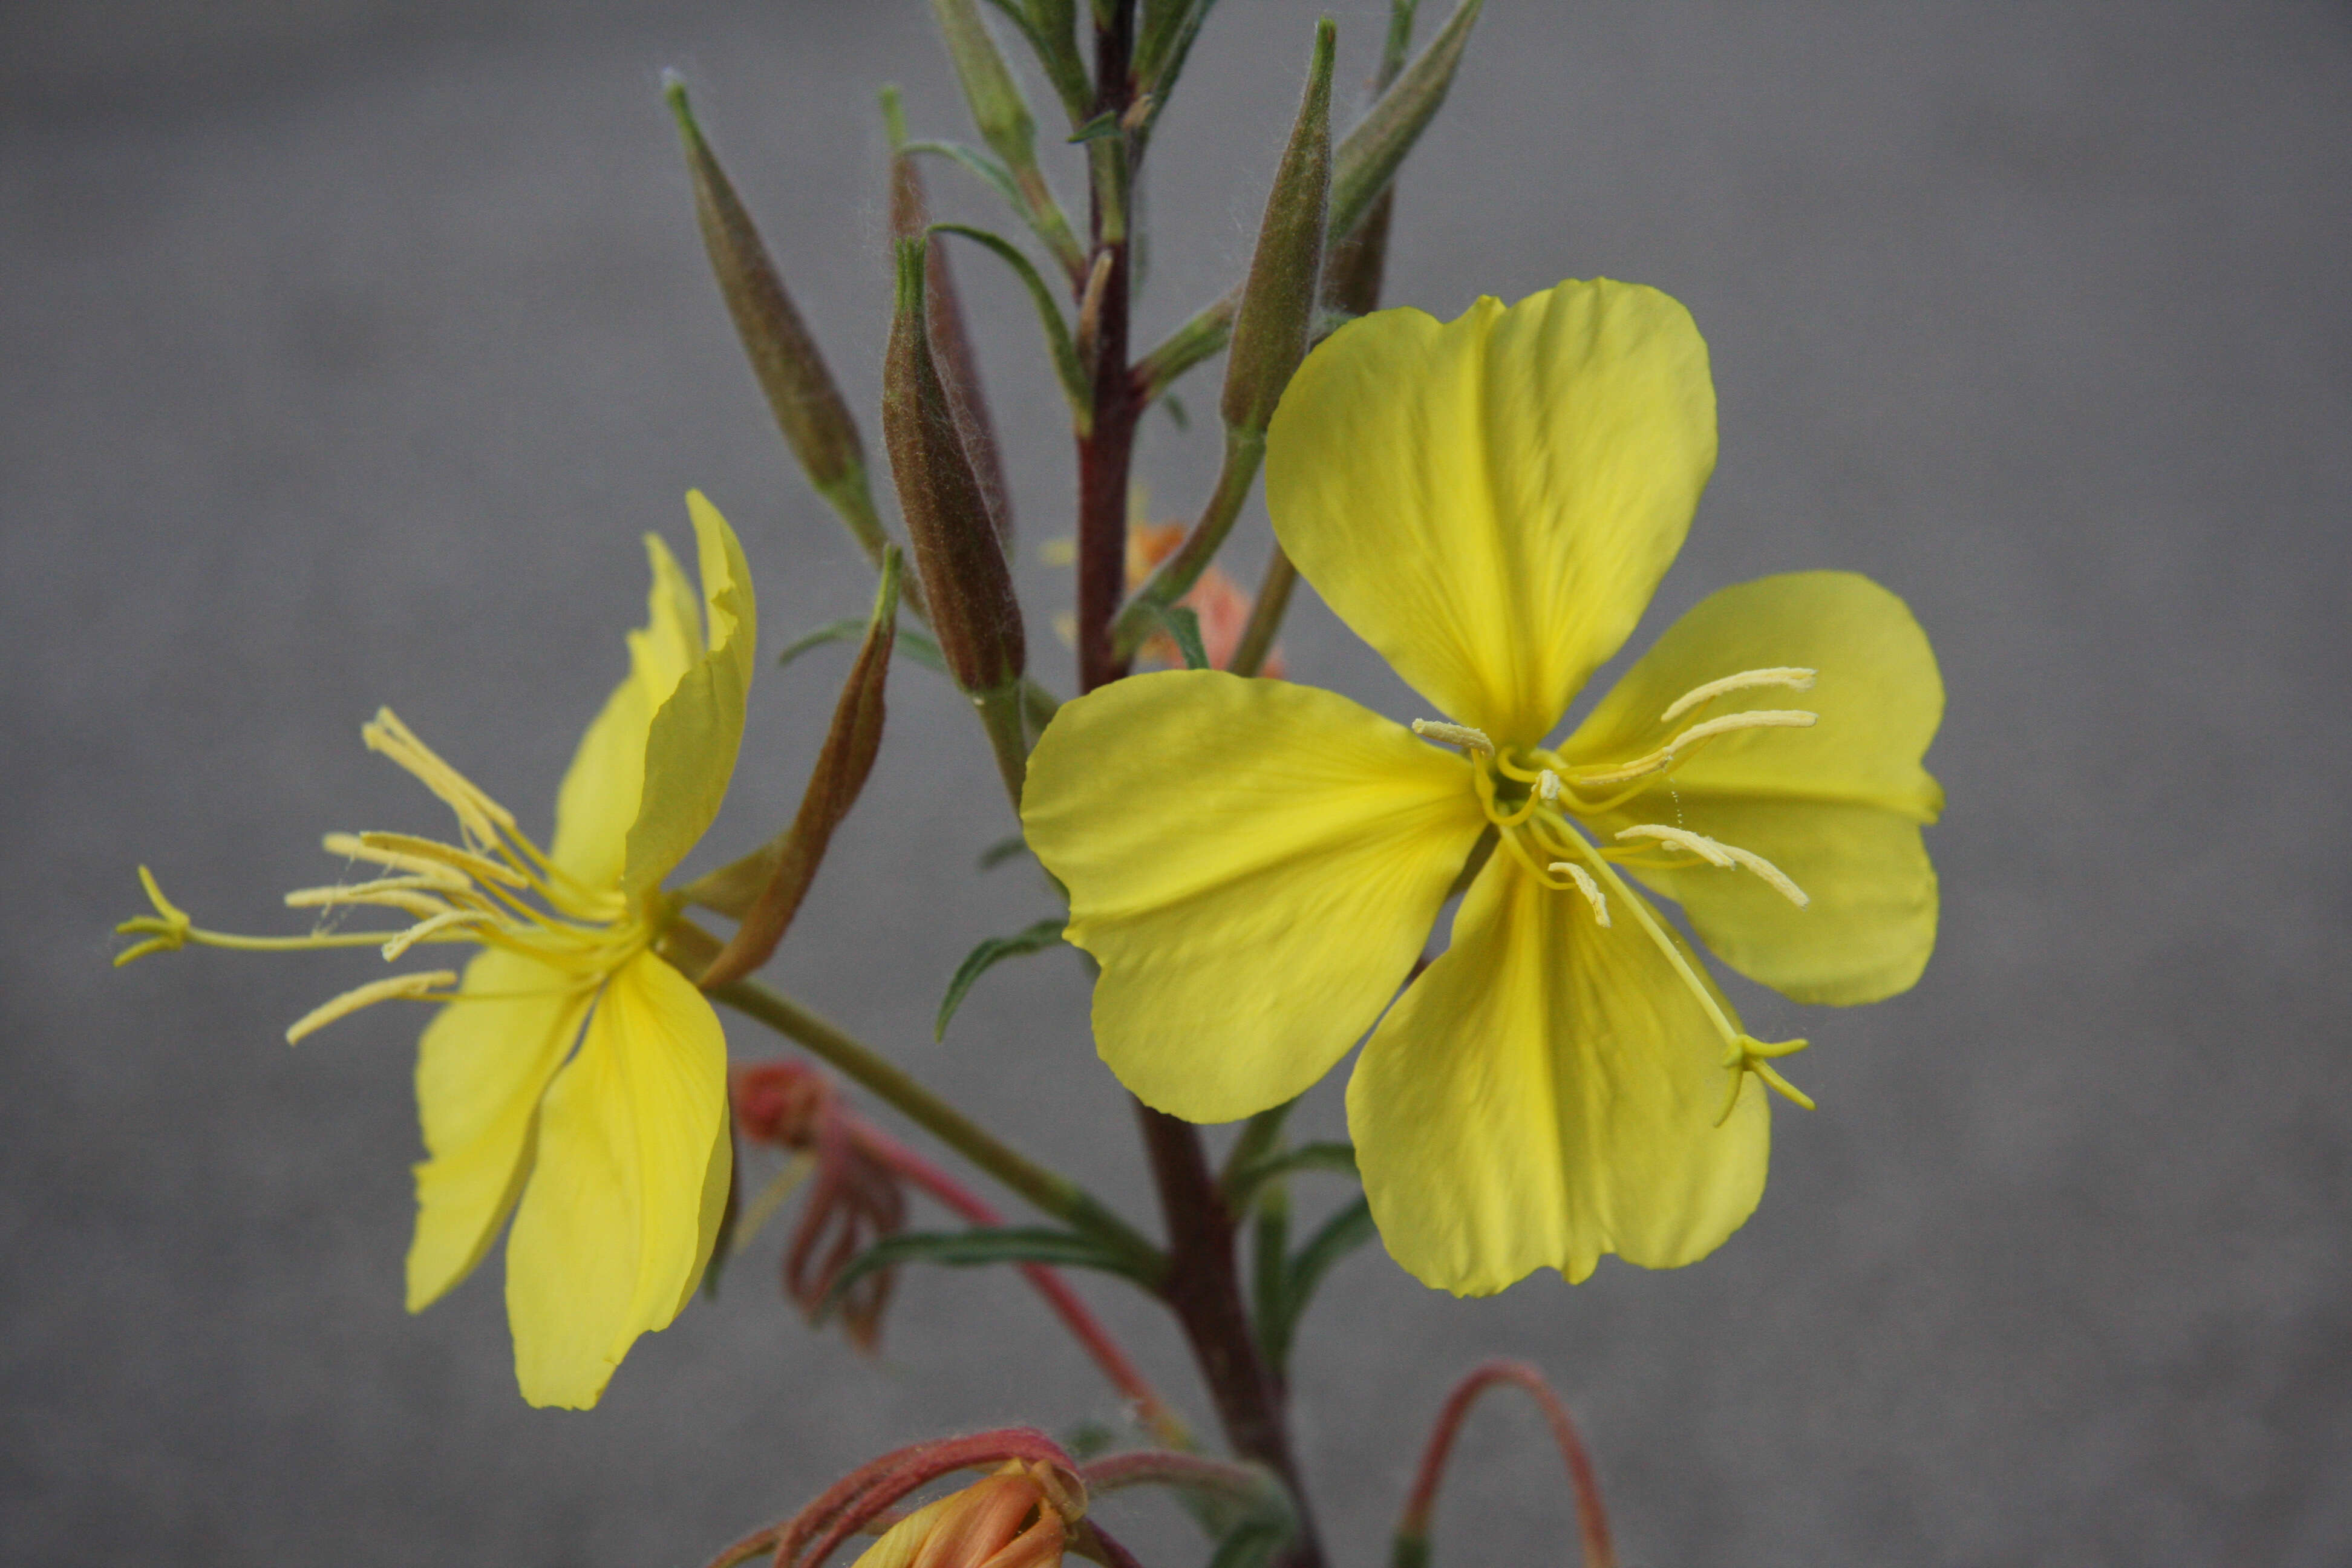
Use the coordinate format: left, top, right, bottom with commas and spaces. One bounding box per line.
1073, 10, 1322, 1564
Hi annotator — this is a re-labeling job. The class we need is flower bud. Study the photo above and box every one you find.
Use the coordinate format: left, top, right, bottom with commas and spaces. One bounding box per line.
886, 89, 1014, 546
851, 1463, 1080, 1568
1220, 19, 1336, 439
1329, 0, 1484, 243
665, 76, 895, 575
884, 238, 1027, 696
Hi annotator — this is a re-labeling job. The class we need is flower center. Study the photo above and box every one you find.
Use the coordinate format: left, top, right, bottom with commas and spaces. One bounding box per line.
115, 707, 650, 1042
1411, 666, 1829, 1118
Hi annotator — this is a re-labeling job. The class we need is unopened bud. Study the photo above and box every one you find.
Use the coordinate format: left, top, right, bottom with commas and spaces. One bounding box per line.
851, 1463, 1082, 1568
1329, 0, 1484, 243
886, 88, 1013, 546
665, 76, 892, 572
884, 240, 1026, 696
1221, 19, 1336, 437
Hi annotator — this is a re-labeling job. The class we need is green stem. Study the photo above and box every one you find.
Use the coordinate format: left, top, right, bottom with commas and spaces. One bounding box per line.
700, 964, 1165, 1283
973, 680, 1031, 808
1227, 546, 1296, 677
1112, 424, 1264, 659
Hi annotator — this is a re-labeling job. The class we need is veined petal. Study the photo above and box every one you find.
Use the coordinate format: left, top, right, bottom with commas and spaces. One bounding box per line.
1347, 857, 1769, 1295
405, 946, 593, 1313
1265, 280, 1717, 745
1564, 572, 1944, 1004
622, 491, 759, 898
503, 950, 731, 1410
1023, 670, 1486, 1123
548, 525, 705, 891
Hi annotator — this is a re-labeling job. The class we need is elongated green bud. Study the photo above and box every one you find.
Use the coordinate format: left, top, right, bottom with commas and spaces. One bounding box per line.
928, 0, 1081, 271
886, 88, 1014, 546
1221, 18, 1336, 437
884, 240, 1026, 696
1321, 0, 1419, 317
665, 76, 889, 567
1330, 0, 1483, 243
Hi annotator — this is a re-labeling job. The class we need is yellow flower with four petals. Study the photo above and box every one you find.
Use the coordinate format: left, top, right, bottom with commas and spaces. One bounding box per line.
1022, 281, 1944, 1294
119, 492, 756, 1406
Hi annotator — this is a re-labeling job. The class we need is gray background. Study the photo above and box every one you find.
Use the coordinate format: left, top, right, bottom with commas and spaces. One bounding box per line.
5, 1, 2348, 1564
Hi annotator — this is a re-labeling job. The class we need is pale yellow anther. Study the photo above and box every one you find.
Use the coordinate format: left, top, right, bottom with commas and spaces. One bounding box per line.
286, 969, 458, 1044
1717, 843, 1811, 907
285, 878, 457, 921
1411, 719, 1494, 754
381, 909, 488, 961
362, 708, 519, 846
1546, 861, 1611, 926
1616, 823, 1736, 866
319, 834, 472, 890
1537, 769, 1562, 802
352, 831, 530, 889
1659, 666, 1817, 727
1570, 708, 1817, 789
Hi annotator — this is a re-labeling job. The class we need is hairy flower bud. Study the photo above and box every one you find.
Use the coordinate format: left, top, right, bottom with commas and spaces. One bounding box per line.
665, 76, 895, 576
1221, 18, 1335, 438
884, 238, 1027, 696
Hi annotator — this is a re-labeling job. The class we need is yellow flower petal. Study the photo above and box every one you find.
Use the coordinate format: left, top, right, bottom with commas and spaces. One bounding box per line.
503, 950, 730, 1409
1347, 857, 1769, 1295
1564, 572, 1944, 1004
1023, 670, 1486, 1123
403, 946, 593, 1313
1264, 279, 1717, 745
547, 523, 705, 890
622, 491, 759, 898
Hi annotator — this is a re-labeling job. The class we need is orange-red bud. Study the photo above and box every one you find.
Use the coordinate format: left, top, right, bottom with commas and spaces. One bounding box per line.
851, 1463, 1083, 1568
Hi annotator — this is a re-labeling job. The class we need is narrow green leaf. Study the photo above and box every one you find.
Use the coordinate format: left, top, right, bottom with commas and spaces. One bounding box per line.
777, 618, 949, 677
929, 223, 1091, 422
1066, 110, 1122, 143
1226, 1142, 1358, 1212
1135, 601, 1209, 670
903, 140, 1081, 274
976, 834, 1033, 871
1207, 1521, 1291, 1568
824, 1225, 1158, 1312
1263, 1196, 1376, 1372
937, 916, 1068, 1039
1162, 393, 1191, 431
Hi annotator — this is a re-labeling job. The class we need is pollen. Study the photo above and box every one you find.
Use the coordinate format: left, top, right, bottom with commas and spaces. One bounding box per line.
1411, 719, 1494, 754
1615, 824, 1811, 906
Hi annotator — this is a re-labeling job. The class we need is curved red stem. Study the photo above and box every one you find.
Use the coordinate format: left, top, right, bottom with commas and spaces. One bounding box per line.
1397, 1360, 1614, 1568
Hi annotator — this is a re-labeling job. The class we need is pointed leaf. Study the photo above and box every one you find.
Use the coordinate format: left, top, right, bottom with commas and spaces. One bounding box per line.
823, 1225, 1160, 1313
937, 915, 1068, 1039
1224, 1142, 1359, 1212
1329, 0, 1483, 242
930, 223, 1091, 421
1261, 1196, 1376, 1372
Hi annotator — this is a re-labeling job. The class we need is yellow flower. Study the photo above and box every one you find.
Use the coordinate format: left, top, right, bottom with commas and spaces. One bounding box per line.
119, 492, 756, 1406
1022, 282, 1943, 1295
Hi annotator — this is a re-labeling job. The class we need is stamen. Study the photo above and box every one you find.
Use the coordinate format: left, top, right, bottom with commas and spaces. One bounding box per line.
1569, 709, 1817, 789
1538, 769, 1562, 802
1615, 823, 1736, 866
362, 708, 518, 846
319, 834, 472, 890
381, 909, 488, 961
286, 969, 459, 1044
1546, 861, 1611, 926
350, 831, 531, 889
286, 879, 459, 921
1717, 844, 1811, 907
1659, 667, 1816, 727
1411, 719, 1494, 754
